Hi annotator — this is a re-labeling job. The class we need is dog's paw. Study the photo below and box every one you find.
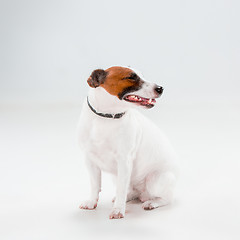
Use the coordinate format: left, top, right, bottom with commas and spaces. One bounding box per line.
79, 200, 97, 210
142, 200, 160, 210
109, 208, 125, 219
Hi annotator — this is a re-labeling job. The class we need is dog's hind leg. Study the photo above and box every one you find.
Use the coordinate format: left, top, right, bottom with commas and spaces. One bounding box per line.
141, 171, 176, 210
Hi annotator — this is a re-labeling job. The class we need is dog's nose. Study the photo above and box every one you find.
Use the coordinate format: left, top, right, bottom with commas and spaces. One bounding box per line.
155, 86, 164, 95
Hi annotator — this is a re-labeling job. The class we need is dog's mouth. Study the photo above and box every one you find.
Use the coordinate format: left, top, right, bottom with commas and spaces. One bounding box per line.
124, 95, 156, 108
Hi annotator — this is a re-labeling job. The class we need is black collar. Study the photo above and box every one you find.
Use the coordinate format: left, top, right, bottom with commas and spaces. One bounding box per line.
87, 97, 126, 119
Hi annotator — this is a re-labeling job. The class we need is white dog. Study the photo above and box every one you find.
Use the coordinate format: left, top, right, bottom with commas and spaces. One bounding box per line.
78, 66, 178, 219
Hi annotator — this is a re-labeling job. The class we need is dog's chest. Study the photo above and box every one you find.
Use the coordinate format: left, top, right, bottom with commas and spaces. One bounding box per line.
85, 120, 124, 173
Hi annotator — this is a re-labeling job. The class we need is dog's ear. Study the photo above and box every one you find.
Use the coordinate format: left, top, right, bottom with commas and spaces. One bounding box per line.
87, 69, 107, 88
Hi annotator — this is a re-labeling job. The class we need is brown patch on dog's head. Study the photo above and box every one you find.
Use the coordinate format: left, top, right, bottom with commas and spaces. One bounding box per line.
87, 66, 143, 99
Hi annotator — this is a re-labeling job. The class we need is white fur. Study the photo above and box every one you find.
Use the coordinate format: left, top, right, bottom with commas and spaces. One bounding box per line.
78, 81, 178, 219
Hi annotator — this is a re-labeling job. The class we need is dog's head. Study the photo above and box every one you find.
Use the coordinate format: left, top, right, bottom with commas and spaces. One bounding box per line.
87, 66, 163, 109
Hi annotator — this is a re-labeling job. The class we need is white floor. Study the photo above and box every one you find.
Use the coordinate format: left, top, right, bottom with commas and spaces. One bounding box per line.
0, 102, 239, 240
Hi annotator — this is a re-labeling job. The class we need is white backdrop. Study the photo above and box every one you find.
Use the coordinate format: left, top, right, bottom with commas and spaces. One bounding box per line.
0, 0, 240, 104
0, 1, 240, 240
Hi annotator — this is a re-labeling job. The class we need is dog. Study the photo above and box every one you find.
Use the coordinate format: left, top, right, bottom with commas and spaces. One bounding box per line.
78, 66, 178, 219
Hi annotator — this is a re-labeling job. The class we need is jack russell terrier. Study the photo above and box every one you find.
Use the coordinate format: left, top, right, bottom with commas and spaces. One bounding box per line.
78, 66, 178, 219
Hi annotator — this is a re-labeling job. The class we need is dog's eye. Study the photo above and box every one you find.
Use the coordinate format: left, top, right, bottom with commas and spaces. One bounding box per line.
123, 73, 140, 82
129, 73, 138, 79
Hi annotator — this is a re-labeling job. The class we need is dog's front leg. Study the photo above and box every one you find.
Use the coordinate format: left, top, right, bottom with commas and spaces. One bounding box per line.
79, 159, 101, 210
109, 159, 132, 219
